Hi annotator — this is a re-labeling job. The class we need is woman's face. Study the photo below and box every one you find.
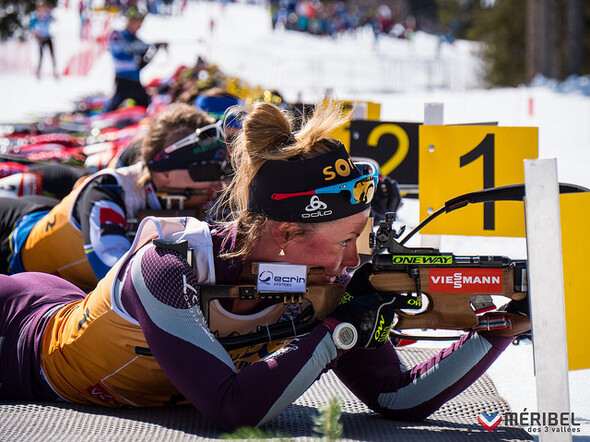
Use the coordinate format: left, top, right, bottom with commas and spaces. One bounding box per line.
150, 169, 224, 209
281, 209, 370, 284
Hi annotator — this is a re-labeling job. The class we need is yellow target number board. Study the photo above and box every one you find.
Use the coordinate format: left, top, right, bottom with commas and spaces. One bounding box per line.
561, 192, 590, 371
419, 126, 538, 237
328, 100, 381, 149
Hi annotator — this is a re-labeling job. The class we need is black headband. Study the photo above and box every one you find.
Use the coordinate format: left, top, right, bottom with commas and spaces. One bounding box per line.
247, 141, 371, 222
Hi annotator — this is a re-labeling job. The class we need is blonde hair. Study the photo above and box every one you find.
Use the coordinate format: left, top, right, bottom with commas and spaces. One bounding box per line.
136, 103, 215, 188
214, 101, 350, 258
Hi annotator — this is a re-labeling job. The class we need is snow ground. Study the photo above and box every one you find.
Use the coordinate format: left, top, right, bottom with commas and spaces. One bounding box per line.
1, 1, 589, 439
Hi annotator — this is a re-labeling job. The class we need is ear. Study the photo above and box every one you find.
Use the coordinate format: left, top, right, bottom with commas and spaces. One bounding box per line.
150, 170, 171, 188
269, 221, 298, 248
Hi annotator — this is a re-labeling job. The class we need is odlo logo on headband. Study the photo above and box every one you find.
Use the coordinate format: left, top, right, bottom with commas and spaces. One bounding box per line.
302, 196, 332, 219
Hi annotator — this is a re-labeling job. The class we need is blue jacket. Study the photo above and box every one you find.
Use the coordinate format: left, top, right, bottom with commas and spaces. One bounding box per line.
30, 10, 54, 40
108, 29, 150, 80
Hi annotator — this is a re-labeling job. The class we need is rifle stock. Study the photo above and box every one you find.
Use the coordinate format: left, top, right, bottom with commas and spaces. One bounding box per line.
199, 256, 527, 346
369, 265, 526, 330
199, 282, 345, 350
200, 282, 345, 326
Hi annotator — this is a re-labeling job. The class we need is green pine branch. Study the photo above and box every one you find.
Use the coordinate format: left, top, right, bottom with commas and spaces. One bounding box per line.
221, 396, 344, 441
220, 426, 288, 440
313, 397, 343, 441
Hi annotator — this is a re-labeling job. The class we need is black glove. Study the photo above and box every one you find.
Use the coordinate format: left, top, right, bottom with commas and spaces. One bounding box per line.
325, 291, 397, 350
500, 296, 530, 317
343, 262, 376, 302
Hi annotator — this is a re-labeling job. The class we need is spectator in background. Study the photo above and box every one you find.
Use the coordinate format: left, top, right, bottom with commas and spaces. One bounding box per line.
79, 0, 91, 39
103, 6, 153, 113
30, 1, 58, 79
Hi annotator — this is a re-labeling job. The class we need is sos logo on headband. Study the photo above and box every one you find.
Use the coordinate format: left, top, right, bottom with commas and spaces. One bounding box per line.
323, 157, 356, 181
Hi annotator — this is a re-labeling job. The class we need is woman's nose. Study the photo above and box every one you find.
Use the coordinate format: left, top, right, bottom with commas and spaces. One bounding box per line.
343, 243, 360, 268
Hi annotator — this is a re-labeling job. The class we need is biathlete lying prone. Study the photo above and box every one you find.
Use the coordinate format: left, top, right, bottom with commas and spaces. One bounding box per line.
0, 101, 529, 431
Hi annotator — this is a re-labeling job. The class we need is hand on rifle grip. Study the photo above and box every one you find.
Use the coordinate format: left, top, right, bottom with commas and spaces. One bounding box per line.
344, 262, 377, 301
325, 291, 398, 350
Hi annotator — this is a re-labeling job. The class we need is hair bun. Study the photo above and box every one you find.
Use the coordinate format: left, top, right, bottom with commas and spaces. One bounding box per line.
242, 102, 293, 158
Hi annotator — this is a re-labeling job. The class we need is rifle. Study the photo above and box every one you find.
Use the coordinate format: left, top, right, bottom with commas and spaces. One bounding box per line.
199, 183, 588, 349
367, 212, 527, 334
126, 188, 208, 236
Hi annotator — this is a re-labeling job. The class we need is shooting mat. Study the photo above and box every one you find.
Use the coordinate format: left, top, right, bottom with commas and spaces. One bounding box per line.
0, 347, 532, 441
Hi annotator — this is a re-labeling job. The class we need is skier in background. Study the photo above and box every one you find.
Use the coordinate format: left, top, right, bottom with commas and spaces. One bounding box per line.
30, 1, 59, 79
103, 6, 154, 112
79, 0, 91, 39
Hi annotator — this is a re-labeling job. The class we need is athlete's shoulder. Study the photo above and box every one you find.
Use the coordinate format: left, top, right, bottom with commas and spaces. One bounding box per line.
75, 171, 124, 210
210, 226, 244, 284
130, 242, 199, 305
79, 170, 120, 192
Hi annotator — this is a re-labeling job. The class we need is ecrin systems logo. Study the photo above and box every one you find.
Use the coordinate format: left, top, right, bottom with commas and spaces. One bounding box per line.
258, 271, 273, 285
256, 263, 307, 293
